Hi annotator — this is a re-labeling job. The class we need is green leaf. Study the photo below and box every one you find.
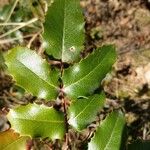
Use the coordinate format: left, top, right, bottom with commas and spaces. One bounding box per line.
7, 103, 65, 140
5, 47, 59, 100
0, 129, 30, 150
63, 45, 116, 99
43, 0, 84, 63
88, 111, 125, 150
19, 0, 45, 20
68, 93, 105, 131
0, 4, 12, 21
128, 141, 150, 150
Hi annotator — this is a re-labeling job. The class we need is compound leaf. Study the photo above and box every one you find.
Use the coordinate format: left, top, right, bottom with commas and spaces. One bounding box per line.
5, 47, 59, 101
43, 0, 84, 63
63, 45, 116, 99
68, 93, 105, 131
88, 111, 125, 150
0, 129, 30, 150
7, 103, 65, 140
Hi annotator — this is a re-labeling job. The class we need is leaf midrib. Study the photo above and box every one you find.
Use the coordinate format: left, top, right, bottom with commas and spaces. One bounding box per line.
13, 117, 64, 124
16, 59, 57, 89
4, 136, 25, 150
71, 97, 95, 121
65, 50, 113, 88
103, 115, 119, 150
61, 0, 66, 61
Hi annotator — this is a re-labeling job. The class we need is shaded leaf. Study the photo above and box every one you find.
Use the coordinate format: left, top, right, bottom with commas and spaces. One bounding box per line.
63, 45, 116, 99
128, 141, 150, 150
7, 103, 65, 140
43, 0, 84, 63
88, 111, 125, 150
8, 104, 65, 139
5, 47, 59, 100
20, 0, 45, 20
0, 4, 12, 21
68, 93, 105, 130
0, 129, 30, 150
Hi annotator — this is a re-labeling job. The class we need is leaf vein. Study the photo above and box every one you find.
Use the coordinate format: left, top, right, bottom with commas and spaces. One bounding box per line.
16, 59, 57, 89
4, 136, 25, 150
104, 115, 119, 150
61, 0, 66, 61
65, 50, 112, 88
13, 117, 64, 124
71, 98, 94, 120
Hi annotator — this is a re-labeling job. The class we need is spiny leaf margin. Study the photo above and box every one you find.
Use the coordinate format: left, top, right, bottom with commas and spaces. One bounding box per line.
68, 93, 105, 131
43, 0, 84, 63
5, 46, 59, 101
88, 111, 125, 150
0, 129, 30, 150
63, 45, 117, 99
7, 103, 66, 140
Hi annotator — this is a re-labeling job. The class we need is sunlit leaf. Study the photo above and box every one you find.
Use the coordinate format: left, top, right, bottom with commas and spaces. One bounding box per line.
0, 129, 30, 150
43, 0, 84, 63
68, 93, 105, 130
5, 47, 59, 100
7, 103, 65, 140
63, 45, 116, 99
88, 111, 125, 150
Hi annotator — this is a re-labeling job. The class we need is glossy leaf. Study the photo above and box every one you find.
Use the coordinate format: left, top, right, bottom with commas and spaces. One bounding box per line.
5, 47, 59, 100
68, 93, 105, 130
7, 103, 65, 140
128, 141, 150, 150
88, 111, 125, 150
43, 0, 84, 63
63, 45, 116, 99
0, 129, 30, 150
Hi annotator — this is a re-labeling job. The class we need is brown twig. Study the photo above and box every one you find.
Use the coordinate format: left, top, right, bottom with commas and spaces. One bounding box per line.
60, 61, 70, 150
26, 139, 33, 150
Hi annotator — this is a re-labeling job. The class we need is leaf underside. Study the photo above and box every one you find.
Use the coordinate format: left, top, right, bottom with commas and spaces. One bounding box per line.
63, 45, 116, 99
68, 93, 105, 131
0, 129, 30, 150
7, 103, 65, 140
43, 0, 84, 63
88, 111, 125, 150
5, 47, 59, 101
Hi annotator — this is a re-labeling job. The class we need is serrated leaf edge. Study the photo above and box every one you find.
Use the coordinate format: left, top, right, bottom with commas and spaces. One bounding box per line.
103, 113, 120, 150
64, 45, 116, 89
88, 111, 124, 150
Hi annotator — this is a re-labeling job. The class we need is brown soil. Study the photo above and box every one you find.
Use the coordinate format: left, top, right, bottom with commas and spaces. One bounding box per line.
81, 0, 150, 142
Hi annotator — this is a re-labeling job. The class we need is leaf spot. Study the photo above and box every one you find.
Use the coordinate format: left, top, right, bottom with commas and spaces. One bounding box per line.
69, 46, 76, 52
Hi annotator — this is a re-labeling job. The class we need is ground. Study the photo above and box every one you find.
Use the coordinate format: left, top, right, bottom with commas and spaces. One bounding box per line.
82, 0, 150, 142
0, 0, 150, 149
